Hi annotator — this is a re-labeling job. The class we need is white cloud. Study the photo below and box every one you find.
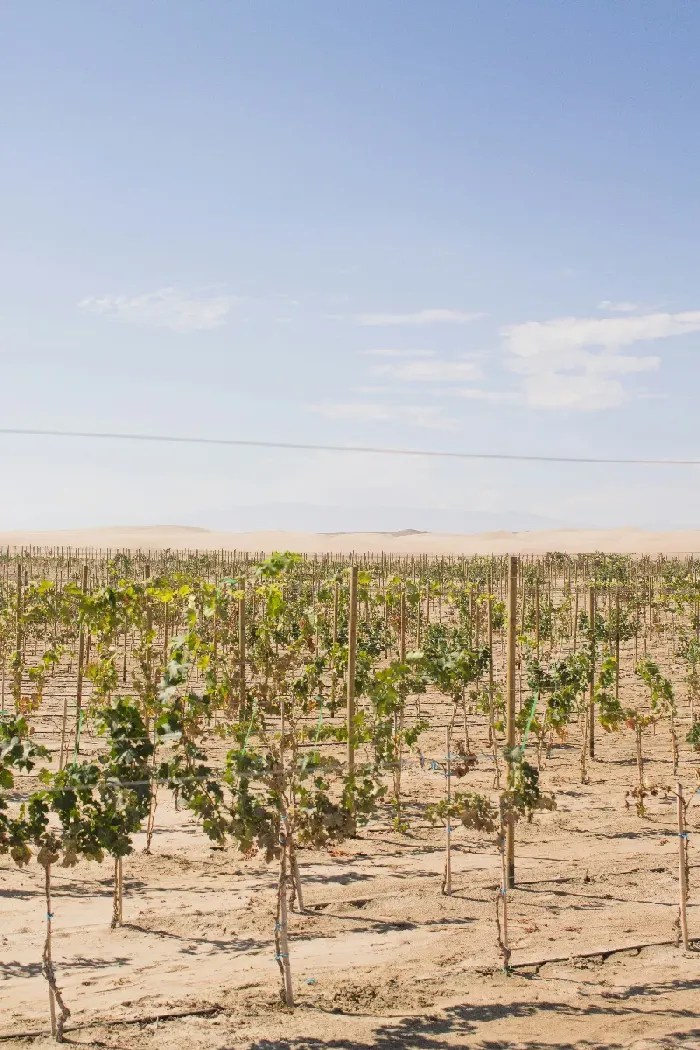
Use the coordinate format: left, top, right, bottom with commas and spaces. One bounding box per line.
508, 347, 659, 378
519, 373, 630, 411
342, 308, 693, 415
495, 309, 697, 411
370, 358, 480, 383
79, 287, 237, 331
359, 348, 436, 358
309, 402, 458, 431
355, 309, 484, 326
502, 310, 700, 357
597, 300, 644, 313
453, 387, 518, 403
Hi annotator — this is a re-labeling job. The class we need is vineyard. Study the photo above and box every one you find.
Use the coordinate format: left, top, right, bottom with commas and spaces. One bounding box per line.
1, 546, 699, 1049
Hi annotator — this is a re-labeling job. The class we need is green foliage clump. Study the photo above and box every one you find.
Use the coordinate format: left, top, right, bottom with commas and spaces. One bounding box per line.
596, 653, 623, 732
426, 790, 498, 833
501, 747, 556, 823
686, 720, 700, 752
0, 715, 49, 866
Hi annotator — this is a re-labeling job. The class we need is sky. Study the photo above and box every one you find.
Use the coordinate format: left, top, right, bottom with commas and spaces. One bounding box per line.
2, 0, 700, 533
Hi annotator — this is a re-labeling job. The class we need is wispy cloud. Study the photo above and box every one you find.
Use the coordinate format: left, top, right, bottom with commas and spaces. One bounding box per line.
79, 287, 238, 331
502, 311, 700, 356
359, 348, 436, 358
497, 310, 694, 410
453, 387, 518, 403
597, 300, 644, 313
338, 308, 691, 415
355, 309, 484, 326
370, 357, 480, 383
309, 402, 458, 431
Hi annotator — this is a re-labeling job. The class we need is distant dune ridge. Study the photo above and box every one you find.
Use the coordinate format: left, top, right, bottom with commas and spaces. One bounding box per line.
1, 524, 700, 554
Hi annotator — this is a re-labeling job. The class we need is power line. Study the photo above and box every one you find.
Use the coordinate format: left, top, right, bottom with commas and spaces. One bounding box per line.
1, 427, 699, 466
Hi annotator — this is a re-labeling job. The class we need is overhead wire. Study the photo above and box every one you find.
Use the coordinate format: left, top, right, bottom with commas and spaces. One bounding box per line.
1, 427, 700, 466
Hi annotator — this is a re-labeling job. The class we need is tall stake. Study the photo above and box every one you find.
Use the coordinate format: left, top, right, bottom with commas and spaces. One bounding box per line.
443, 726, 452, 895
588, 585, 596, 760
331, 580, 339, 706
505, 554, 518, 889
276, 696, 294, 1007
400, 586, 406, 664
41, 858, 70, 1041
73, 564, 89, 761
238, 586, 246, 713
14, 561, 22, 707
111, 857, 124, 928
347, 566, 358, 780
615, 587, 621, 700
144, 562, 152, 696
677, 781, 690, 950
488, 585, 500, 787
497, 817, 511, 970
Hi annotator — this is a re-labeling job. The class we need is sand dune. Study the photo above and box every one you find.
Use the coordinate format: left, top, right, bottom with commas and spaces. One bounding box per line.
2, 523, 700, 554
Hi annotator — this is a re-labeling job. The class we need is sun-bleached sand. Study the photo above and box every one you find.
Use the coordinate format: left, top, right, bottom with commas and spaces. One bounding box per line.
1, 523, 700, 554
3, 651, 700, 1048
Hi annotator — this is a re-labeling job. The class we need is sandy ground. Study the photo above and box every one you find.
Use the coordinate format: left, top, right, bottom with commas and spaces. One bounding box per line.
2, 524, 700, 555
2, 644, 700, 1050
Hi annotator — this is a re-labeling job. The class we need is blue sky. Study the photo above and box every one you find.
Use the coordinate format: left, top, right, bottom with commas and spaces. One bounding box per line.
2, 0, 700, 532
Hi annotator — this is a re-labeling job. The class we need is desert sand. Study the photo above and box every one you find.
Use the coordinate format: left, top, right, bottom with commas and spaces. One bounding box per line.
2, 528, 700, 1050
2, 623, 699, 1049
2, 524, 700, 554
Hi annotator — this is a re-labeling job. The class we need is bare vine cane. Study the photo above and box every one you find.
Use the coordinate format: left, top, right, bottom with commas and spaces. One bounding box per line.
487, 583, 501, 789
275, 695, 295, 1007
288, 839, 305, 913
442, 726, 452, 895
495, 807, 511, 972
39, 851, 71, 1042
676, 782, 690, 950
505, 554, 518, 888
346, 565, 358, 835
111, 857, 124, 928
144, 718, 159, 855
290, 696, 324, 912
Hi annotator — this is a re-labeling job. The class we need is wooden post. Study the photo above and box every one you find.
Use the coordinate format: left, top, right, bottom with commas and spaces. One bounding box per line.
615, 587, 621, 700
144, 563, 152, 702
505, 554, 518, 889
416, 583, 422, 647
677, 782, 690, 950
276, 697, 294, 1007
112, 856, 124, 927
347, 566, 358, 778
588, 585, 596, 759
73, 564, 89, 758
44, 862, 57, 1038
487, 583, 500, 787
400, 587, 406, 664
238, 586, 246, 712
331, 580, 339, 706
535, 577, 540, 658
333, 581, 339, 645
444, 726, 452, 895
14, 561, 22, 707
